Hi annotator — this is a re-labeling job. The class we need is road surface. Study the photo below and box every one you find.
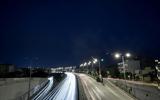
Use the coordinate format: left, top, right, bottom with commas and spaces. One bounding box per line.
51, 72, 77, 100
33, 72, 77, 100
32, 77, 54, 100
77, 73, 135, 100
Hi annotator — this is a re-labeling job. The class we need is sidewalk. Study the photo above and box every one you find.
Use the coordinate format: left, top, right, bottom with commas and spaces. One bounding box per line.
106, 78, 159, 87
105, 78, 160, 100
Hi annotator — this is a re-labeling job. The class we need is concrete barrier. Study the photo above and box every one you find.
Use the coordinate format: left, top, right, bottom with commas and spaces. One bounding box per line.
0, 78, 28, 86
16, 79, 49, 100
75, 74, 88, 100
0, 78, 47, 100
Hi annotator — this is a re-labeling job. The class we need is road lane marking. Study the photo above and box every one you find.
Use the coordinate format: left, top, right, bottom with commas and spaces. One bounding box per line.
95, 86, 105, 97
82, 78, 96, 100
105, 80, 135, 100
92, 88, 102, 100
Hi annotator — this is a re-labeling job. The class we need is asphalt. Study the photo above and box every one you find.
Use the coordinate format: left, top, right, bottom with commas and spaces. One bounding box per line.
52, 72, 77, 100
38, 72, 77, 100
77, 73, 135, 100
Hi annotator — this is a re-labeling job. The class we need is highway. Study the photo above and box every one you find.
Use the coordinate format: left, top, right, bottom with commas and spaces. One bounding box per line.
33, 72, 77, 100
32, 77, 54, 100
51, 73, 77, 100
77, 73, 135, 100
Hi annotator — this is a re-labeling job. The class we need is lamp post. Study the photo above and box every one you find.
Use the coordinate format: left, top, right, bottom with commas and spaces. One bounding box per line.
91, 57, 104, 82
92, 57, 98, 76
87, 61, 91, 74
115, 53, 131, 89
80, 61, 92, 74
27, 57, 38, 100
155, 60, 160, 87
80, 63, 84, 72
80, 57, 103, 81
84, 62, 87, 72
97, 59, 104, 82
115, 53, 131, 80
28, 64, 32, 100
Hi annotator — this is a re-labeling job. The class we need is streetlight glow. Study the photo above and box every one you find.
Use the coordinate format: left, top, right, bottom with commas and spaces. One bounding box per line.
94, 58, 98, 62
155, 60, 159, 62
84, 62, 87, 66
80, 64, 83, 67
115, 53, 120, 58
126, 53, 131, 58
93, 58, 98, 64
101, 59, 104, 62
93, 61, 96, 64
88, 61, 91, 65
114, 52, 132, 85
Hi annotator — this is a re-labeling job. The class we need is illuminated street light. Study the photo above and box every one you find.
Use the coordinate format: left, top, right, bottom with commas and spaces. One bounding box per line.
80, 64, 83, 67
101, 59, 104, 62
93, 61, 95, 64
126, 53, 131, 57
155, 60, 159, 63
93, 58, 98, 64
84, 62, 87, 66
114, 52, 131, 84
115, 53, 121, 58
92, 57, 104, 82
88, 61, 91, 65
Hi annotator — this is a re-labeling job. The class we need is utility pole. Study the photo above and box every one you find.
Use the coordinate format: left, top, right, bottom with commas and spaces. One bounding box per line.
28, 65, 31, 100
122, 56, 126, 81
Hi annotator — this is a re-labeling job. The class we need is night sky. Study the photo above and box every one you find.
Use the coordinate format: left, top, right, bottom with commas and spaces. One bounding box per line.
0, 0, 160, 67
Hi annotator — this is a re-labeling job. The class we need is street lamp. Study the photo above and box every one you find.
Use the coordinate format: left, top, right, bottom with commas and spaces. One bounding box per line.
84, 62, 88, 72
114, 53, 131, 81
88, 61, 91, 65
98, 58, 104, 82
155, 60, 159, 63
26, 57, 38, 100
114, 53, 131, 90
90, 57, 97, 76
101, 59, 104, 62
115, 53, 121, 58
93, 58, 98, 64
155, 60, 160, 82
91, 57, 104, 82
126, 53, 131, 58
84, 62, 87, 66
80, 64, 83, 67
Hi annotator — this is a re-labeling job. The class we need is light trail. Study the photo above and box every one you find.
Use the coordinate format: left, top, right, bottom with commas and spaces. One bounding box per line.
52, 73, 77, 100
33, 73, 77, 100
32, 77, 54, 100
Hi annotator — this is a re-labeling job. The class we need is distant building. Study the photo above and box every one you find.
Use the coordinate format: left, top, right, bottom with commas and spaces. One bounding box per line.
64, 66, 76, 72
0, 64, 15, 75
118, 60, 140, 74
51, 66, 76, 73
138, 67, 155, 82
51, 67, 64, 73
